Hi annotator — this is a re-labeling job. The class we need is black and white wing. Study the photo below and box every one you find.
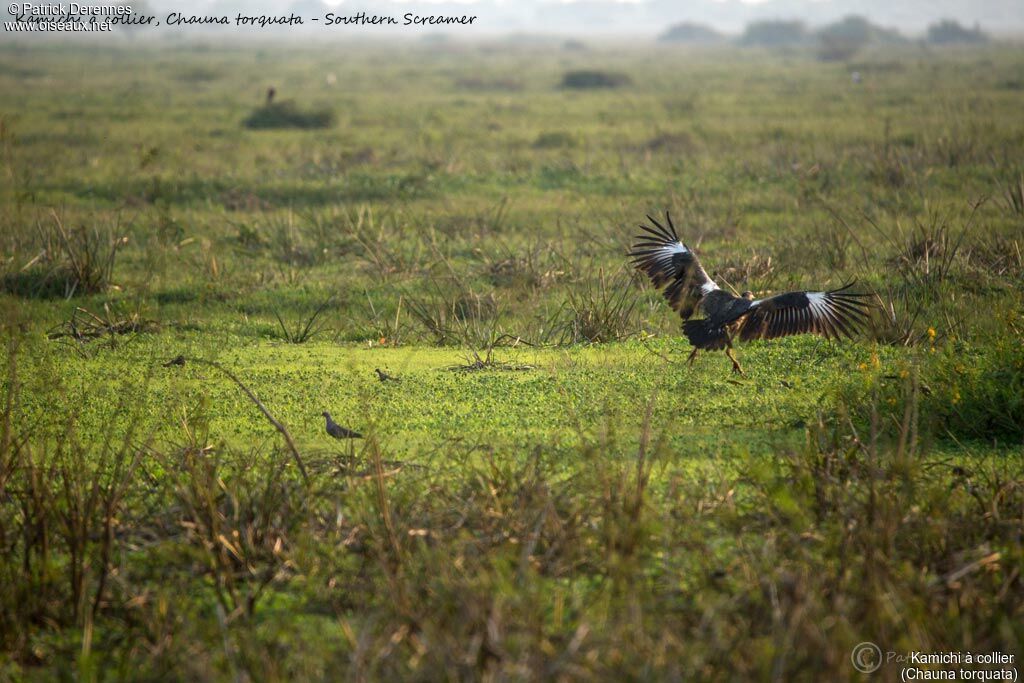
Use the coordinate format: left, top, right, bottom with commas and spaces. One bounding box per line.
629, 212, 716, 320
737, 283, 871, 342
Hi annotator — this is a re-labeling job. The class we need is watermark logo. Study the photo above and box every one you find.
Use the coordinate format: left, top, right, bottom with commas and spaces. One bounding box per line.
851, 642, 883, 674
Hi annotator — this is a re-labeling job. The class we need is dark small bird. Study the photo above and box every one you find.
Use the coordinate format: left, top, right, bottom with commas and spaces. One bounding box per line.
375, 368, 399, 383
266, 87, 276, 105
630, 213, 871, 374
322, 411, 362, 439
163, 355, 186, 367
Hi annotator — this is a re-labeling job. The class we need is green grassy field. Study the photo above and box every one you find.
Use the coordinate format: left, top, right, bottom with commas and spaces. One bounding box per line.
0, 39, 1022, 680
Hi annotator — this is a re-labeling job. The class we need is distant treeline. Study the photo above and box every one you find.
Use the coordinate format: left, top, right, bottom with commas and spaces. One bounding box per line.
660, 15, 989, 60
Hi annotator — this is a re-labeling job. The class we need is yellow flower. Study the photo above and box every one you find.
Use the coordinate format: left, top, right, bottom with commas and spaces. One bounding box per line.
927, 327, 936, 339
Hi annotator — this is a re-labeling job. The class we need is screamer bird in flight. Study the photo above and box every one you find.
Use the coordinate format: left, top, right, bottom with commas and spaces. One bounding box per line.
629, 212, 872, 374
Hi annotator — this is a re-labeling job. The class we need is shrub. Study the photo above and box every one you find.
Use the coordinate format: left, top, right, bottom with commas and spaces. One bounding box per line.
927, 19, 988, 44
816, 14, 905, 58
816, 15, 872, 61
243, 101, 336, 130
560, 70, 631, 89
657, 22, 724, 44
739, 20, 807, 47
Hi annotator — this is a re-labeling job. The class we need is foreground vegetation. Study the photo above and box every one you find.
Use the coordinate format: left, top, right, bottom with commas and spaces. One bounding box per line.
0, 38, 1021, 680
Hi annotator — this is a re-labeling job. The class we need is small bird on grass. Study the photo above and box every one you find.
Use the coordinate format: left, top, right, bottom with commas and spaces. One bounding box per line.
375, 368, 400, 383
163, 355, 186, 367
629, 212, 872, 374
322, 411, 362, 439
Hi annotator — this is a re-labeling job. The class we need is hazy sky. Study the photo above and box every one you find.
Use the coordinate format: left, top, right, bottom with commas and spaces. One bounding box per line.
7, 0, 1020, 36
233, 0, 1024, 35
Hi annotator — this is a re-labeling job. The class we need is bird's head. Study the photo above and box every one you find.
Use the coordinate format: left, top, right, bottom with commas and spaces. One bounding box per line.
741, 291, 754, 300
321, 411, 330, 419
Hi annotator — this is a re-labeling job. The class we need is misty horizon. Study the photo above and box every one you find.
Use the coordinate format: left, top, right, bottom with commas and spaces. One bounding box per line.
149, 0, 1024, 36
5, 0, 1024, 38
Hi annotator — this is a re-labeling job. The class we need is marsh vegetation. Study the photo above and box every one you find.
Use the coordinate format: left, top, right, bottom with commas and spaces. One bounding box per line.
0, 40, 1021, 680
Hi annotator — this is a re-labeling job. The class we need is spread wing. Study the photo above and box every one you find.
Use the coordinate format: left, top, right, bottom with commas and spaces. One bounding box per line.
629, 212, 716, 320
737, 283, 872, 342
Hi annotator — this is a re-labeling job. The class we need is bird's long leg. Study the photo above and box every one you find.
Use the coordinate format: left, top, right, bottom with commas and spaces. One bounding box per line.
725, 348, 744, 375
686, 347, 699, 367
725, 338, 744, 375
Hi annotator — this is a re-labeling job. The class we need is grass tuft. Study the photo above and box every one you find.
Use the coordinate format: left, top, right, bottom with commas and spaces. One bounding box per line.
2, 212, 125, 299
272, 296, 334, 344
556, 269, 640, 344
